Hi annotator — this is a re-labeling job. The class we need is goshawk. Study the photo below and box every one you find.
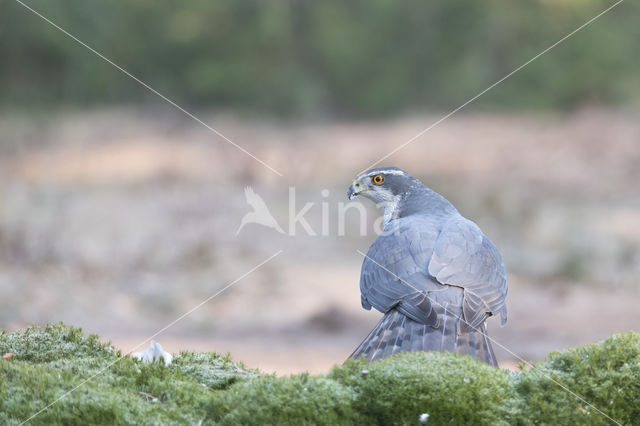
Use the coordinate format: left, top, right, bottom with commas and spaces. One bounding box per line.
347, 167, 507, 366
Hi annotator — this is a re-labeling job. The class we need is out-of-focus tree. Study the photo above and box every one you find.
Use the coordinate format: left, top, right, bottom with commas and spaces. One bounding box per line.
0, 0, 637, 117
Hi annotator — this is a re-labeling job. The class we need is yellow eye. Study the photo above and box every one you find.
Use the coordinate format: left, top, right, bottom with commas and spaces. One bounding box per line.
372, 174, 384, 185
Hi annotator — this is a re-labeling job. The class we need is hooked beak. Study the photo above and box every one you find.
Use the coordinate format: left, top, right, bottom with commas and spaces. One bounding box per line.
347, 180, 365, 200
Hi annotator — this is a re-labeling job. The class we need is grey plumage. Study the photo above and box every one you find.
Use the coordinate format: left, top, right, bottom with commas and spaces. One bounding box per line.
347, 167, 507, 366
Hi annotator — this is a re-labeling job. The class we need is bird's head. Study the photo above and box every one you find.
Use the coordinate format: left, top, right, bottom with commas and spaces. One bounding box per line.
347, 167, 417, 204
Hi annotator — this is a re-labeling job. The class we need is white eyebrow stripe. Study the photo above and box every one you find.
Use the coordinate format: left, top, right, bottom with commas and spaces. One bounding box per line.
363, 169, 406, 177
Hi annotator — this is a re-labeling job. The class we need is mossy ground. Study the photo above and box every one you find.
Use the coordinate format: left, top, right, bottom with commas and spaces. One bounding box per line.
1, 324, 638, 425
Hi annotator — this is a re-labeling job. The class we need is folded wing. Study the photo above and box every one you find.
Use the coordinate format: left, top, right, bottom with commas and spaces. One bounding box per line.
360, 219, 442, 327
428, 218, 508, 330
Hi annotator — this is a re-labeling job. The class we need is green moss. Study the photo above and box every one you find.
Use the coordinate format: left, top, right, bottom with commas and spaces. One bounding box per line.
0, 323, 116, 363
208, 373, 361, 425
330, 352, 521, 425
173, 351, 260, 390
514, 332, 640, 425
1, 324, 638, 425
0, 324, 260, 425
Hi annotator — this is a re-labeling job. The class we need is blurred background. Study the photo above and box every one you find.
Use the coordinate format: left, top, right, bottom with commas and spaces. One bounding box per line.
1, 0, 639, 373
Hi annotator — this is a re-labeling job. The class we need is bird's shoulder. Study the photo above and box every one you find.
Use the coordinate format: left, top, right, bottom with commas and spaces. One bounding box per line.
366, 215, 441, 264
360, 214, 445, 299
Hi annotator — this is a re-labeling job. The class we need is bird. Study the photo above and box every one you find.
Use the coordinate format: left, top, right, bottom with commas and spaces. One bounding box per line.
236, 187, 285, 235
347, 166, 507, 366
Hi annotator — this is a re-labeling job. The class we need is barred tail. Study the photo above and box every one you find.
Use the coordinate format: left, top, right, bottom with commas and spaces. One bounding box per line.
349, 308, 497, 366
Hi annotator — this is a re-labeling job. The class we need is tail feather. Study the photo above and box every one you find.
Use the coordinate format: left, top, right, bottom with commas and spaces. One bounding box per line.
422, 320, 442, 354
400, 319, 418, 352
409, 323, 424, 352
350, 308, 498, 366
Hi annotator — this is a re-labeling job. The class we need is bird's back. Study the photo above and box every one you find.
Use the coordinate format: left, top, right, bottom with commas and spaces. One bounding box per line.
354, 212, 503, 366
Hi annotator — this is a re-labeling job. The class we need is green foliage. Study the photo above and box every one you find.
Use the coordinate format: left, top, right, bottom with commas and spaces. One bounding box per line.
1, 324, 639, 425
1, 0, 638, 117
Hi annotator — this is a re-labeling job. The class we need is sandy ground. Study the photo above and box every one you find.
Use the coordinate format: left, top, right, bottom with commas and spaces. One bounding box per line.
107, 276, 640, 375
1, 107, 640, 374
